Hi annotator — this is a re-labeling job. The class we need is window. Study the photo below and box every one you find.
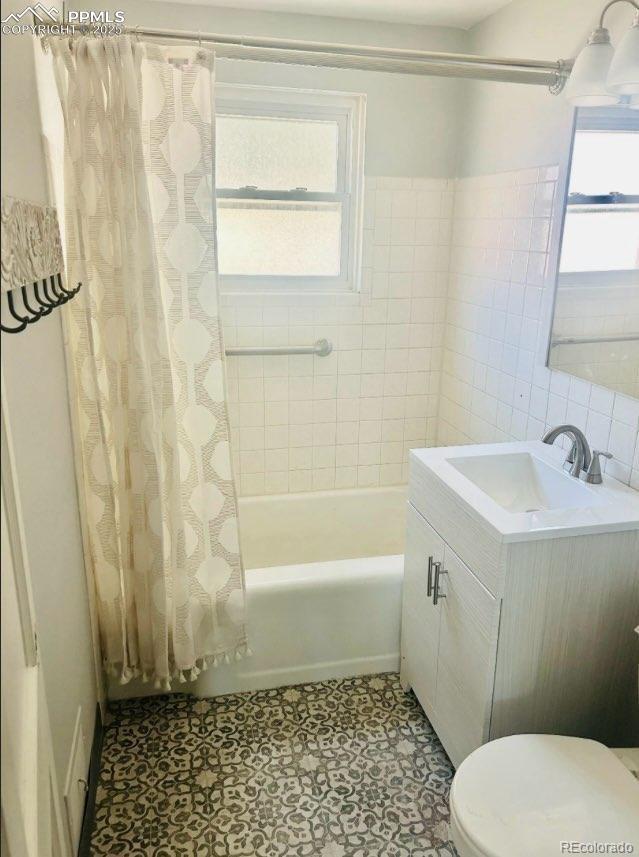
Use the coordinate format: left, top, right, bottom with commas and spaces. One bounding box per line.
215, 85, 365, 291
559, 108, 639, 274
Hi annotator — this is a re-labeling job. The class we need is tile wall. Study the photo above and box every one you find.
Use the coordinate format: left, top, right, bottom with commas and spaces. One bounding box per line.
221, 177, 453, 495
438, 166, 639, 489
221, 167, 638, 495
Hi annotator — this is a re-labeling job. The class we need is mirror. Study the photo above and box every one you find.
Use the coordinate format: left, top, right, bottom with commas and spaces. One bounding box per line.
547, 106, 639, 399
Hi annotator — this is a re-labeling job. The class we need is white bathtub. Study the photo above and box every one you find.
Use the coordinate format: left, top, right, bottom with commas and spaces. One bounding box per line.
193, 486, 406, 697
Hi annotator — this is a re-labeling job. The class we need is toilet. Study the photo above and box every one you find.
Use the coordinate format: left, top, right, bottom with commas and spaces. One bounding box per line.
449, 734, 639, 857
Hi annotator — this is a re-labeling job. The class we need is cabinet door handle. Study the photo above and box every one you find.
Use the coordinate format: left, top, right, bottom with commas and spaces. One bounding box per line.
433, 563, 447, 606
427, 555, 434, 596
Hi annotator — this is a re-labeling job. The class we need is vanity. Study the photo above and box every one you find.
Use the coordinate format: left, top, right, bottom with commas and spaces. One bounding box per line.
401, 439, 639, 768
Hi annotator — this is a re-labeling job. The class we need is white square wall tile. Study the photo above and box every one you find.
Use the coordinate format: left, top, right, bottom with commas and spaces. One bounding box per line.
265, 471, 289, 493
588, 386, 614, 417
565, 400, 587, 432
335, 466, 357, 488
313, 423, 337, 446
290, 447, 312, 469
265, 426, 289, 449
609, 420, 638, 466
239, 427, 265, 451
613, 394, 639, 428
585, 411, 612, 452
313, 446, 336, 468
391, 218, 416, 245
392, 190, 417, 218
240, 450, 265, 474
529, 386, 549, 422
550, 372, 571, 398
359, 420, 382, 443
357, 465, 380, 487
264, 378, 288, 402
265, 402, 289, 426
568, 377, 591, 408
513, 380, 531, 413
241, 473, 265, 496
336, 445, 358, 467
289, 470, 312, 492
265, 449, 289, 471
313, 469, 336, 490
379, 463, 403, 485
336, 422, 359, 445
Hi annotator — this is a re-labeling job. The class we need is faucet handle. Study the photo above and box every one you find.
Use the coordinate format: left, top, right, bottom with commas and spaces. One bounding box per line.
585, 450, 612, 484
563, 440, 577, 472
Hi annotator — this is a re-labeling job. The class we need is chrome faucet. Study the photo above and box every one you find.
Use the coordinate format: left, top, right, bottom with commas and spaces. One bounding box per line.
541, 424, 592, 478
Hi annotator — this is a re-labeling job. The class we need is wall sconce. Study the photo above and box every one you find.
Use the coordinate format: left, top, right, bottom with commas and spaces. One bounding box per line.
565, 0, 639, 106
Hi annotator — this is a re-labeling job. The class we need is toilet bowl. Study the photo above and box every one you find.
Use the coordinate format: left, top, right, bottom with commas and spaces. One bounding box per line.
449, 734, 639, 857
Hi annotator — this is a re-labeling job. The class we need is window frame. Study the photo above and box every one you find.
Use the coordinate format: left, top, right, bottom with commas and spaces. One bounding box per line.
214, 84, 366, 293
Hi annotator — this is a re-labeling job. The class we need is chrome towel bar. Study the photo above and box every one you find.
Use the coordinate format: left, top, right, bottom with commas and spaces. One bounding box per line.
225, 338, 332, 357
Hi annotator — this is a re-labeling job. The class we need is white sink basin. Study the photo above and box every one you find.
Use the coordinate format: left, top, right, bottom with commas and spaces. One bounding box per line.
447, 452, 607, 514
411, 441, 639, 541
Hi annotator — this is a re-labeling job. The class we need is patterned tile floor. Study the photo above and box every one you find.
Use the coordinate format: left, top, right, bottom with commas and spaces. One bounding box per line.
91, 673, 458, 856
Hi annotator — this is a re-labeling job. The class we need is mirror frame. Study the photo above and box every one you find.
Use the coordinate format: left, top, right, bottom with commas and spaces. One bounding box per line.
541, 105, 639, 393
540, 107, 577, 374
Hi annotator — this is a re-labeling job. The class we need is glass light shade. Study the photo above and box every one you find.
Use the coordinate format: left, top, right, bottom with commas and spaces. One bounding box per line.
565, 29, 620, 106
606, 17, 639, 95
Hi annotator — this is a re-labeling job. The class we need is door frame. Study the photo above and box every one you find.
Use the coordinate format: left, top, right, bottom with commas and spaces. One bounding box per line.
1, 373, 71, 857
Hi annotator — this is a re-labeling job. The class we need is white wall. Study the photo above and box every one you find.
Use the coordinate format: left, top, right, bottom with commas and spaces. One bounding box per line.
0, 0, 97, 831
458, 0, 636, 176
89, 0, 468, 178
439, 0, 639, 488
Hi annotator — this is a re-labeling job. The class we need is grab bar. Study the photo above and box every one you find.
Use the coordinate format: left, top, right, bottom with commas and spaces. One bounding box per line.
225, 338, 332, 357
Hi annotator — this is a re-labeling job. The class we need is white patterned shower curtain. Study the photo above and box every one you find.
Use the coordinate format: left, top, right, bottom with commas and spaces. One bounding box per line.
48, 36, 248, 689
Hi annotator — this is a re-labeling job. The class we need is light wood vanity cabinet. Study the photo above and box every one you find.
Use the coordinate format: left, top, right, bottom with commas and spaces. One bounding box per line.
435, 545, 499, 766
401, 488, 639, 769
401, 504, 500, 767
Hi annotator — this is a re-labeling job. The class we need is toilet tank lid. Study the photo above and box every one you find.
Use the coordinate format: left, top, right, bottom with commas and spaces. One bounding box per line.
450, 735, 639, 857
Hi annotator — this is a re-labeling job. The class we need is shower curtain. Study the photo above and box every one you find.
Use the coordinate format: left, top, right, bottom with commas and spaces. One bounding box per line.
48, 35, 248, 689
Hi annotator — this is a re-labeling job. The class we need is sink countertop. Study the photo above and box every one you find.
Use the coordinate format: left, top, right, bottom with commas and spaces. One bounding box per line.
410, 441, 639, 543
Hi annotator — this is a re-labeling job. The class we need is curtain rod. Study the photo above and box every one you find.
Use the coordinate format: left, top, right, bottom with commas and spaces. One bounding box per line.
94, 24, 572, 90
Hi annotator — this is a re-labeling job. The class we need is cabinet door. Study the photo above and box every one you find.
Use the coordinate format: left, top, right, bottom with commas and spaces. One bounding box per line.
400, 502, 444, 719
434, 545, 500, 767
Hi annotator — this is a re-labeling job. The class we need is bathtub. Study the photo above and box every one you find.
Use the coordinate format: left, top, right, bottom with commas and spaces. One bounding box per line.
193, 486, 406, 697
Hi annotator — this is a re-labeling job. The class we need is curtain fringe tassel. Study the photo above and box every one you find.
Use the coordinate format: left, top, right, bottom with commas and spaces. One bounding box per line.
105, 641, 252, 692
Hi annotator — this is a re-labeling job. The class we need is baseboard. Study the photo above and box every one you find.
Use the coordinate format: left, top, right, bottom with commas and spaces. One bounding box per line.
77, 706, 103, 857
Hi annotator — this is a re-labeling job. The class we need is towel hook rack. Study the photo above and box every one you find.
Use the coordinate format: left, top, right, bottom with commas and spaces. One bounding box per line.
1, 197, 81, 335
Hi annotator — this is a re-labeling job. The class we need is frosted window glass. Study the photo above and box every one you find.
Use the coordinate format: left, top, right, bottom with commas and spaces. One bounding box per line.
216, 115, 339, 192
217, 200, 342, 276
569, 131, 639, 195
560, 209, 639, 272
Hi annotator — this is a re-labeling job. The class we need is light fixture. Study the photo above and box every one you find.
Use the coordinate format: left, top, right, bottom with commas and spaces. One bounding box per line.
564, 26, 619, 105
566, 0, 639, 106
607, 10, 639, 93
